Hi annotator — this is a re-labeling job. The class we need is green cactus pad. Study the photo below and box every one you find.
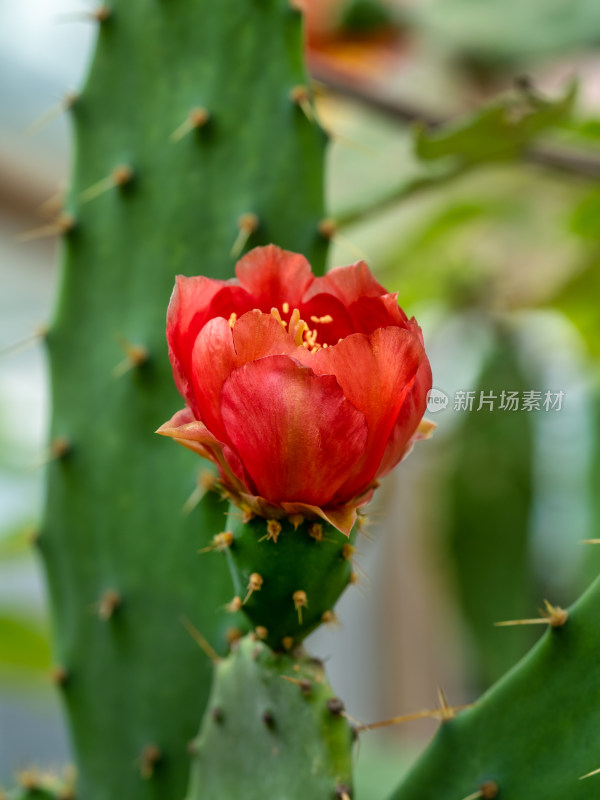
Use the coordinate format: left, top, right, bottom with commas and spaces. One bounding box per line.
220, 510, 357, 649
187, 635, 354, 800
388, 574, 600, 800
41, 1, 328, 799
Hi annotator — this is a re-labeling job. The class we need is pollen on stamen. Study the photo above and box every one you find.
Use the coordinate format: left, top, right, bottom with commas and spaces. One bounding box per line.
228, 312, 237, 328
310, 315, 333, 324
282, 302, 290, 314
270, 308, 287, 328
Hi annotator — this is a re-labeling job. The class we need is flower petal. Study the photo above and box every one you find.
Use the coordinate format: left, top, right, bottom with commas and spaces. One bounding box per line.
156, 409, 247, 493
375, 354, 433, 479
167, 275, 251, 411
345, 293, 409, 334
190, 317, 237, 439
235, 245, 314, 310
280, 500, 366, 537
191, 311, 298, 440
305, 261, 387, 305
310, 326, 427, 499
220, 355, 368, 507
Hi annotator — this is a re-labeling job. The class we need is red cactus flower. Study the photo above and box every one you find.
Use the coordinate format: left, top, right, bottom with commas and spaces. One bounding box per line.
158, 245, 432, 534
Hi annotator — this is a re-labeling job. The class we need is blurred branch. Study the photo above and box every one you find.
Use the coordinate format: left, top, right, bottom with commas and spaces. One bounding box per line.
333, 162, 469, 229
314, 69, 600, 181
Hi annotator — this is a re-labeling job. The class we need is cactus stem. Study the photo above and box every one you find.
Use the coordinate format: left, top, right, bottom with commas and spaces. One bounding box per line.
18, 213, 76, 242
460, 781, 499, 800
230, 213, 260, 258
494, 599, 568, 628
80, 165, 134, 203
97, 589, 122, 621
138, 745, 162, 780
292, 590, 308, 624
243, 572, 264, 604
111, 340, 149, 378
26, 91, 78, 137
225, 596, 243, 614
180, 617, 221, 664
290, 85, 314, 122
170, 108, 210, 142
50, 665, 70, 687
1, 324, 48, 358
259, 520, 282, 543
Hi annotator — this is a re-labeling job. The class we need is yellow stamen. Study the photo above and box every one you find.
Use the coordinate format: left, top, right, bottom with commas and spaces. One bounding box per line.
310, 315, 333, 324
228, 312, 237, 328
270, 307, 287, 328
282, 301, 290, 314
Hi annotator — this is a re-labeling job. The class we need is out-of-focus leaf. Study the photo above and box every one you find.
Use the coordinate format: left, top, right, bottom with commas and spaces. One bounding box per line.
553, 250, 600, 355
411, 0, 600, 66
0, 614, 51, 672
443, 331, 538, 686
415, 83, 576, 164
570, 187, 600, 240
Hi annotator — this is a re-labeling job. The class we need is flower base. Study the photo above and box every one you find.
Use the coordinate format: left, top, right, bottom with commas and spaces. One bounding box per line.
220, 507, 357, 650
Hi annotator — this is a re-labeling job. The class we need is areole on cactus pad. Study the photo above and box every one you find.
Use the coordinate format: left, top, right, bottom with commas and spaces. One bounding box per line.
158, 244, 433, 535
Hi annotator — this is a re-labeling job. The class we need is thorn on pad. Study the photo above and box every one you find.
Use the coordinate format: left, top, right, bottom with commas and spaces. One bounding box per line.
80, 165, 133, 203
171, 107, 210, 141
231, 213, 259, 258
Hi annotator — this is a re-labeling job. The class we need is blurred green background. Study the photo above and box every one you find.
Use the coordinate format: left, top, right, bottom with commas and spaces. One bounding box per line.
2, 0, 600, 796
